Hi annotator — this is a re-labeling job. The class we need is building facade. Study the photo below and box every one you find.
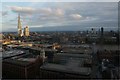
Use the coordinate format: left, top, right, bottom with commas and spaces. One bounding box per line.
24, 26, 30, 36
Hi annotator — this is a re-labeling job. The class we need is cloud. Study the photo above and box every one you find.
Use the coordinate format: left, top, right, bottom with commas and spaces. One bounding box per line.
1, 0, 120, 2
10, 6, 35, 14
9, 6, 66, 26
39, 8, 52, 14
10, 6, 53, 17
2, 11, 8, 16
10, 6, 65, 17
54, 8, 64, 16
84, 17, 98, 21
2, 2, 118, 31
70, 14, 82, 19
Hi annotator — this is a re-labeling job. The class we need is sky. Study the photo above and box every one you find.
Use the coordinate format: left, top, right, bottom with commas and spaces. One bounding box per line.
1, 1, 119, 32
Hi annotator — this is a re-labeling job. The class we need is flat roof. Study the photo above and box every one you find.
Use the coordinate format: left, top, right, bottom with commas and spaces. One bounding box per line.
40, 55, 92, 75
62, 48, 92, 54
40, 63, 91, 75
17, 58, 36, 62
61, 44, 90, 48
2, 50, 25, 59
40, 50, 92, 75
55, 53, 92, 58
3, 53, 37, 66
30, 47, 57, 52
3, 58, 32, 66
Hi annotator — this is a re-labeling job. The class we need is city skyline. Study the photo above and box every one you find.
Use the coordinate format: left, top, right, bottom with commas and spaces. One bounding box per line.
1, 1, 120, 79
1, 2, 118, 32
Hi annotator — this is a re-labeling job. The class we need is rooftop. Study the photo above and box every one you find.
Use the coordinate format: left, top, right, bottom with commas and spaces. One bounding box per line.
3, 53, 38, 66
2, 50, 26, 59
40, 53, 92, 75
40, 62, 91, 75
30, 47, 57, 52
2, 48, 40, 66
55, 53, 92, 58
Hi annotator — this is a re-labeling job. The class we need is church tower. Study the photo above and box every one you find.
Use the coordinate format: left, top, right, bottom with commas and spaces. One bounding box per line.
40, 49, 46, 63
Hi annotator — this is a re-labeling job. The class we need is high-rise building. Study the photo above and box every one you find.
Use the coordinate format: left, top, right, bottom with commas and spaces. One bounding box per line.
18, 14, 22, 37
17, 14, 30, 37
100, 27, 104, 50
24, 26, 30, 36
101, 27, 104, 36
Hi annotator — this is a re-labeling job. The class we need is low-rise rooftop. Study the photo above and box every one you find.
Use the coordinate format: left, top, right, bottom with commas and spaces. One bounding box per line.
40, 63, 91, 75
3, 53, 39, 66
40, 53, 92, 76
55, 53, 92, 58
2, 50, 26, 59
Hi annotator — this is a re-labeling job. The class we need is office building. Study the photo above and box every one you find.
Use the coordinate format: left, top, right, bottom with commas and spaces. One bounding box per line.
2, 51, 43, 79
24, 26, 30, 36
17, 14, 30, 37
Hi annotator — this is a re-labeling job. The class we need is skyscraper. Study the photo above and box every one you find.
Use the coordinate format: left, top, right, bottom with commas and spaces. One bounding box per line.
24, 26, 30, 36
101, 27, 104, 36
18, 14, 22, 36
100, 27, 104, 50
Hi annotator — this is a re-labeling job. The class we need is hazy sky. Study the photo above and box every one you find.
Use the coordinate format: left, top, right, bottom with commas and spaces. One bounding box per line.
1, 2, 119, 31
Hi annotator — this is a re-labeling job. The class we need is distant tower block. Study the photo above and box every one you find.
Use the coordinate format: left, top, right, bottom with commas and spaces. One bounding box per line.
101, 27, 104, 36
18, 14, 22, 37
24, 26, 30, 36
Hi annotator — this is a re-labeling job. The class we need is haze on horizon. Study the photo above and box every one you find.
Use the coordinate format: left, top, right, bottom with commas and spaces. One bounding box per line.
1, 2, 118, 32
